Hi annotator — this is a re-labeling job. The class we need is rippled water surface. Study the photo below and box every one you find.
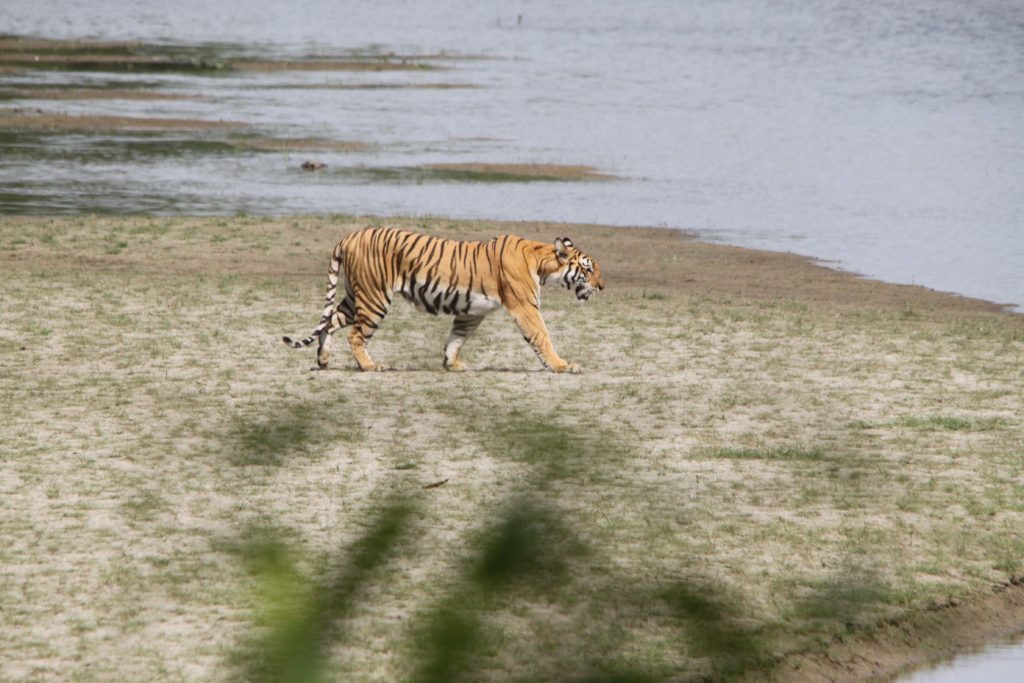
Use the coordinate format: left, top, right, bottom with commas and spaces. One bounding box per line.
2, 0, 1022, 309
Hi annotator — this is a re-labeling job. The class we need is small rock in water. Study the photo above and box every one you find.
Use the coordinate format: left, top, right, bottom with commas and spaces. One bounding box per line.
301, 160, 326, 171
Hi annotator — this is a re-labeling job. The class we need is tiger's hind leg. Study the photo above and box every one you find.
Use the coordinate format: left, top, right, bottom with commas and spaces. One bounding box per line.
316, 296, 356, 369
443, 314, 485, 371
347, 296, 392, 371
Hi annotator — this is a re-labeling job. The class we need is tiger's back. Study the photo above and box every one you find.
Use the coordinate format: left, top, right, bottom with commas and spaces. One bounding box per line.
345, 227, 505, 317
283, 226, 604, 372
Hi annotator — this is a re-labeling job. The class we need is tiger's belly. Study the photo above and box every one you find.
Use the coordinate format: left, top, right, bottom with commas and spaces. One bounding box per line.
398, 281, 502, 316
464, 291, 502, 315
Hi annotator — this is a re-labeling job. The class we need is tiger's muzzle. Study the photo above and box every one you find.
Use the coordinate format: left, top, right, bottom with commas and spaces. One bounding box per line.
574, 276, 604, 301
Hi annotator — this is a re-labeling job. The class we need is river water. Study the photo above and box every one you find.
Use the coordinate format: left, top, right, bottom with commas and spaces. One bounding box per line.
901, 636, 1024, 683
2, 0, 1022, 312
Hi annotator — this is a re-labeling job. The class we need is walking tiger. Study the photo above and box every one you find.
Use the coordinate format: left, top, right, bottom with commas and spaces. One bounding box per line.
282, 226, 604, 372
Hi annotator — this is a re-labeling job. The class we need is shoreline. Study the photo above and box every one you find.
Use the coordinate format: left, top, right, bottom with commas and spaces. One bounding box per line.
785, 251, 1023, 318
1, 215, 1022, 681
765, 581, 1024, 682
556, 219, 1022, 317
1, 33, 1017, 313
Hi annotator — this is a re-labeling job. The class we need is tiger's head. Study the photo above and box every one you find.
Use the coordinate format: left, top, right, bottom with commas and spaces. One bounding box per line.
554, 237, 605, 301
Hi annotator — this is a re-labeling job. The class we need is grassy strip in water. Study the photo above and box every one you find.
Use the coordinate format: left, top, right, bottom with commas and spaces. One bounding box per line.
0, 36, 454, 75
231, 59, 443, 73
0, 128, 370, 177
0, 52, 229, 73
0, 87, 196, 101
341, 163, 615, 184
0, 36, 143, 54
0, 110, 244, 130
0, 126, 368, 151
265, 81, 481, 90
423, 162, 615, 181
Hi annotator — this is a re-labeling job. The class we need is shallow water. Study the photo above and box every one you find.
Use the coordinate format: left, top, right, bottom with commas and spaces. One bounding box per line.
900, 636, 1024, 683
2, 0, 1022, 310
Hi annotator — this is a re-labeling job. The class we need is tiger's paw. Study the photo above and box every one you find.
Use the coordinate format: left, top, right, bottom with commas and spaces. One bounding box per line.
357, 362, 389, 372
444, 359, 467, 372
553, 362, 581, 374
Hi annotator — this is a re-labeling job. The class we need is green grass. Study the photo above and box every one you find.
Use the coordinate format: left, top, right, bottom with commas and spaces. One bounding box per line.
895, 415, 1010, 432
697, 445, 830, 462
104, 239, 129, 254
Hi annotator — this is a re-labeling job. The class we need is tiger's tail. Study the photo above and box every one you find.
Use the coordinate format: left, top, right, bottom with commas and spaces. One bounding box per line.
282, 239, 345, 349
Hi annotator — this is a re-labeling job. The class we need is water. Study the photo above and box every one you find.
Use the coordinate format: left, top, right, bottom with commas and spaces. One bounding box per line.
2, 0, 1022, 310
901, 636, 1024, 683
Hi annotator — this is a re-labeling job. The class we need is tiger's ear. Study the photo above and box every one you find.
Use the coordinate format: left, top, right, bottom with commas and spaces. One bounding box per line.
554, 237, 573, 263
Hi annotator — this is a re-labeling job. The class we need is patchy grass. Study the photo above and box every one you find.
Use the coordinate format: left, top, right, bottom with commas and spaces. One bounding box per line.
697, 445, 830, 462
894, 415, 1010, 432
0, 215, 1022, 682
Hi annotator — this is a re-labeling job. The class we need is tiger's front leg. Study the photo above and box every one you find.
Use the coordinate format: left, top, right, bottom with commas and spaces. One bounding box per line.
506, 302, 580, 374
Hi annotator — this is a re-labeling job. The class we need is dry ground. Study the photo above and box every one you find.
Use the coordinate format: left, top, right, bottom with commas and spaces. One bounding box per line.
0, 216, 1022, 682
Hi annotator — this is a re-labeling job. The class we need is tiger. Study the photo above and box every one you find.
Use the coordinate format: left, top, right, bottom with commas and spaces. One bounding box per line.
282, 226, 604, 373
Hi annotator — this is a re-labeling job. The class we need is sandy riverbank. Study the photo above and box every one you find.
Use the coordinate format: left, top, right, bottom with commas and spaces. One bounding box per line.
1, 216, 1021, 681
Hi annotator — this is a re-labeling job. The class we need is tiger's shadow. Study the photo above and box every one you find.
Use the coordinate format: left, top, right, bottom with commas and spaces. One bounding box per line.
308, 365, 547, 374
